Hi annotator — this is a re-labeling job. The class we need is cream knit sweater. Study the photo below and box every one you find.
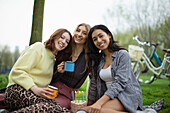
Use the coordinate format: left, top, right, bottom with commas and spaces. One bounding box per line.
7, 42, 55, 90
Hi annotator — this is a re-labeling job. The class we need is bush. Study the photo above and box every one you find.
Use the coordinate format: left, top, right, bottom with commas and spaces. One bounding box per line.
0, 74, 8, 89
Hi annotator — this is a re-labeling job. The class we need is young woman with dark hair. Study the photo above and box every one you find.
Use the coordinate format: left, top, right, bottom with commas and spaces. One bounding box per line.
78, 24, 144, 113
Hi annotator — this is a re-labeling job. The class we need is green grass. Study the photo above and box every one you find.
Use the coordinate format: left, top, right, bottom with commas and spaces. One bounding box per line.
77, 76, 89, 101
79, 76, 170, 113
140, 77, 170, 113
1, 74, 169, 112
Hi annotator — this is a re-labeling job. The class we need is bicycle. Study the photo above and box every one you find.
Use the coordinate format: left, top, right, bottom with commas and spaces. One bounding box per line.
141, 42, 162, 74
128, 36, 170, 84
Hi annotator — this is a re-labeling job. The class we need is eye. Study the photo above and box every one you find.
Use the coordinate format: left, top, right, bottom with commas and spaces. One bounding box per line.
83, 32, 87, 35
61, 36, 64, 39
99, 35, 103, 38
76, 29, 80, 32
92, 37, 97, 41
66, 40, 69, 44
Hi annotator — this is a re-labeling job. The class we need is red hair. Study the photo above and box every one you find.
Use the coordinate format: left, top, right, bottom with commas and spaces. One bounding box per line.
44, 29, 72, 61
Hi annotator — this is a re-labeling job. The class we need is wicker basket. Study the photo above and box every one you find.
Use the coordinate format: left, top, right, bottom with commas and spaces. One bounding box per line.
71, 101, 87, 113
128, 45, 144, 61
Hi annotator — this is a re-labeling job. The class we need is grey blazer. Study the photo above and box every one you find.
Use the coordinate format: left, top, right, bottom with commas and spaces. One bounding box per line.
88, 50, 144, 113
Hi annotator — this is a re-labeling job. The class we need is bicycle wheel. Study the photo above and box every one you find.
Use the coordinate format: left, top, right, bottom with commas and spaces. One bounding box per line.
133, 60, 156, 84
138, 74, 156, 84
165, 60, 170, 77
141, 59, 148, 73
139, 58, 157, 84
142, 58, 156, 73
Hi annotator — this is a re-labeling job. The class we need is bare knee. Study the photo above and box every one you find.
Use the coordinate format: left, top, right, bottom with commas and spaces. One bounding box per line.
101, 98, 125, 112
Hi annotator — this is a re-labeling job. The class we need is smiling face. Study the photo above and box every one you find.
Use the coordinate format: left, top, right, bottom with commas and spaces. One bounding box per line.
92, 29, 111, 51
73, 25, 88, 45
54, 32, 71, 52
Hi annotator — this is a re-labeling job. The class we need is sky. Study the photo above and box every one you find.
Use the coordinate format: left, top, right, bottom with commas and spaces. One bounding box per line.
0, 0, 115, 52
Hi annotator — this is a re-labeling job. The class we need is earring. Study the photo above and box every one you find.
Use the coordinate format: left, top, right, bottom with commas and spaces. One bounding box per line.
99, 50, 101, 53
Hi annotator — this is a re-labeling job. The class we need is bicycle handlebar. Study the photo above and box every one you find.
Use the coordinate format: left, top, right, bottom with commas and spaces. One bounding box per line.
150, 42, 161, 47
133, 36, 161, 48
133, 36, 150, 46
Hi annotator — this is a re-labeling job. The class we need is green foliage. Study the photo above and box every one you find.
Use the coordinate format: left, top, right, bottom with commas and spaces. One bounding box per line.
0, 74, 8, 89
114, 32, 134, 49
158, 17, 170, 48
105, 0, 170, 57
0, 45, 20, 73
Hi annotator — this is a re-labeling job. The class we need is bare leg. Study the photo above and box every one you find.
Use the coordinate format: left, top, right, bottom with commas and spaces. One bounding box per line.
101, 98, 125, 111
78, 107, 127, 113
79, 98, 127, 113
100, 109, 127, 113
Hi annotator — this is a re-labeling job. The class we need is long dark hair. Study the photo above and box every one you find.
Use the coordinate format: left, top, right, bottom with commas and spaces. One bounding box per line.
44, 29, 72, 62
87, 24, 126, 77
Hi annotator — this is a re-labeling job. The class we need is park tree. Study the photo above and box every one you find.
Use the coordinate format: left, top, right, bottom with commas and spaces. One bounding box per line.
0, 45, 13, 73
13, 46, 20, 63
29, 0, 45, 45
156, 17, 170, 48
104, 0, 170, 51
0, 45, 20, 73
0, 45, 3, 72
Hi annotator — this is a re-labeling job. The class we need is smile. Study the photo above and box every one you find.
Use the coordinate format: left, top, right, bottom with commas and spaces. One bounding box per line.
98, 43, 104, 47
75, 36, 82, 41
58, 42, 64, 48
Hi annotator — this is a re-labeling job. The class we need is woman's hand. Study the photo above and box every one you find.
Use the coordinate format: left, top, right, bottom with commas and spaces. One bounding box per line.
30, 85, 54, 99
57, 61, 65, 73
87, 95, 110, 113
88, 103, 102, 113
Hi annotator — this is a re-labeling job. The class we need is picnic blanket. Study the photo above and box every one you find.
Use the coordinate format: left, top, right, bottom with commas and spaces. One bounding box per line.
0, 87, 165, 112
0, 87, 8, 109
143, 98, 164, 111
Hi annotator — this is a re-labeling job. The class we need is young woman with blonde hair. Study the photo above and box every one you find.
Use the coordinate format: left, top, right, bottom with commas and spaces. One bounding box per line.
50, 23, 91, 110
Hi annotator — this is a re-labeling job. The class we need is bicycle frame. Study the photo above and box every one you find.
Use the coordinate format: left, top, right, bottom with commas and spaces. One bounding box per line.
141, 52, 169, 77
150, 49, 162, 66
131, 36, 170, 84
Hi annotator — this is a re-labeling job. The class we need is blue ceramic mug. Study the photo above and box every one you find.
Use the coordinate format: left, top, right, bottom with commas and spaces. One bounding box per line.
64, 61, 75, 72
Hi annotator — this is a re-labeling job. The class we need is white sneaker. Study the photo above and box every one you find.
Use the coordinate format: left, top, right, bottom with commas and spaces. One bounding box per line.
137, 108, 157, 113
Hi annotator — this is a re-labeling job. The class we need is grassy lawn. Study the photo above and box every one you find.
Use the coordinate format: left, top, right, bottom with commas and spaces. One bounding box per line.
79, 76, 170, 113
140, 76, 170, 113
1, 74, 169, 112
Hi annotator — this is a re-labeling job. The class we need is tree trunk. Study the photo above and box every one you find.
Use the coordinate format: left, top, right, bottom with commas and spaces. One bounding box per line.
29, 0, 45, 45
